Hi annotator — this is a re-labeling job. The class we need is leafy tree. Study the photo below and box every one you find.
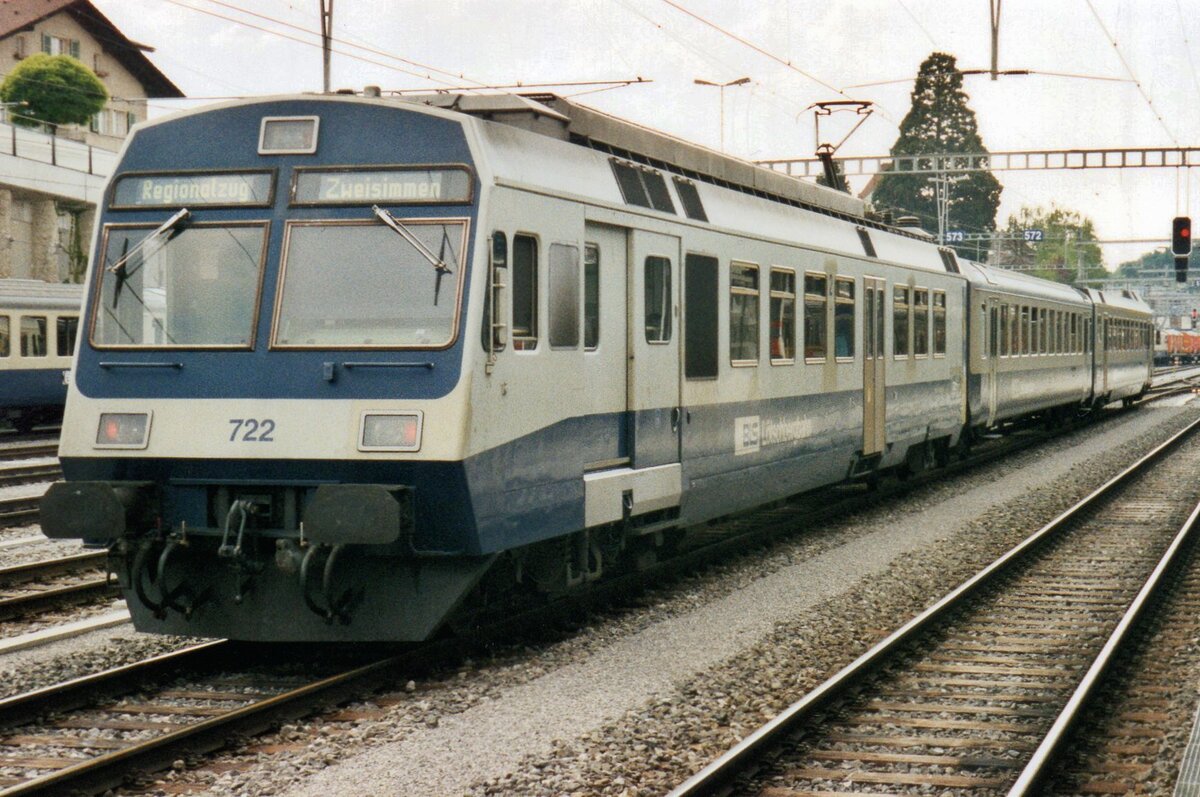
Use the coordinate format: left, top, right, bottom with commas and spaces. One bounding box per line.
871, 52, 1002, 261
993, 204, 1106, 284
1118, 246, 1200, 281
0, 54, 108, 129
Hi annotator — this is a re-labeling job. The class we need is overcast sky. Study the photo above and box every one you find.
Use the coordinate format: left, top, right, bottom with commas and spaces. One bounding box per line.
93, 0, 1200, 268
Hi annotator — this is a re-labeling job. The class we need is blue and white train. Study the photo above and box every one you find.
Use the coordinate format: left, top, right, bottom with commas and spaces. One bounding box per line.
0, 279, 82, 432
40, 92, 1153, 641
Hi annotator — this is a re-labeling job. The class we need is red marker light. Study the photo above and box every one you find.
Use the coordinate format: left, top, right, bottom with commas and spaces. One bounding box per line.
104, 419, 120, 441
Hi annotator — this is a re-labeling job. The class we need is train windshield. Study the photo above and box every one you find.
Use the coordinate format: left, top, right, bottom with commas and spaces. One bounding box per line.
273, 219, 466, 348
92, 223, 266, 348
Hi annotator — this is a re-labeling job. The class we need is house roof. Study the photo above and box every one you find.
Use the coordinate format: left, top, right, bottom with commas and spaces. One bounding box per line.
0, 0, 183, 98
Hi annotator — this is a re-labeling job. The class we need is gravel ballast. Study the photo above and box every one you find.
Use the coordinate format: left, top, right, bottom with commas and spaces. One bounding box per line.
126, 399, 1200, 797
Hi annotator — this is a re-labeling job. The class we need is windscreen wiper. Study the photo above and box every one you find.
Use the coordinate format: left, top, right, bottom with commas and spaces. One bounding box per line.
372, 205, 453, 276
108, 208, 189, 311
107, 207, 191, 275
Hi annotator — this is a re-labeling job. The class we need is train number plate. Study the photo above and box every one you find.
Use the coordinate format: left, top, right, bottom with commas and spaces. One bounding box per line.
228, 418, 276, 442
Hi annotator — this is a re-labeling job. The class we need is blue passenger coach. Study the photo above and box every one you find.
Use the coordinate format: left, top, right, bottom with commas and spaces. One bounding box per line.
41, 93, 1153, 641
0, 279, 82, 431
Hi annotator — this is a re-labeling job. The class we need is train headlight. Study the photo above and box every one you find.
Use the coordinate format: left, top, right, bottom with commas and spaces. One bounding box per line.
359, 412, 422, 452
95, 412, 151, 449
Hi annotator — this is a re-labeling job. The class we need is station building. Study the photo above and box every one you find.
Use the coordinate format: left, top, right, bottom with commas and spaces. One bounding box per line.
0, 0, 181, 283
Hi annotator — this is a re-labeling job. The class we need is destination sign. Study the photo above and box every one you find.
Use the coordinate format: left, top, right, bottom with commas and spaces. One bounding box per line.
293, 168, 471, 204
112, 172, 274, 208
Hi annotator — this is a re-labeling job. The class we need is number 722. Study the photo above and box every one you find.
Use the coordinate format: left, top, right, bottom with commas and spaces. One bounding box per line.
229, 418, 275, 442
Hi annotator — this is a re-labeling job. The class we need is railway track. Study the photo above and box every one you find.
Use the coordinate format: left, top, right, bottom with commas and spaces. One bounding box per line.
0, 462, 61, 490
0, 551, 112, 623
670, 414, 1200, 797
0, 497, 40, 531
0, 632, 461, 795
0, 404, 1179, 795
0, 440, 58, 463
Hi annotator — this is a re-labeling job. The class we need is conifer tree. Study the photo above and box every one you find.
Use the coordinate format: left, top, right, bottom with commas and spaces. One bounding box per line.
872, 52, 1002, 260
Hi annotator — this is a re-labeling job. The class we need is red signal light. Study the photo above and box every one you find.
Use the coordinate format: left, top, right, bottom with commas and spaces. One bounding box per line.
1174, 216, 1193, 256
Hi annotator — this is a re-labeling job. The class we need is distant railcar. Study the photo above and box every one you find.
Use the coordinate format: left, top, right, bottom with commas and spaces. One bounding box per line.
40, 93, 1154, 641
0, 279, 82, 431
1155, 329, 1200, 366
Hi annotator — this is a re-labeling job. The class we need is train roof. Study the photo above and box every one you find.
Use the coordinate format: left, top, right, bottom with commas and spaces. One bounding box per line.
1083, 287, 1153, 315
0, 279, 84, 311
410, 93, 866, 219
959, 261, 1091, 305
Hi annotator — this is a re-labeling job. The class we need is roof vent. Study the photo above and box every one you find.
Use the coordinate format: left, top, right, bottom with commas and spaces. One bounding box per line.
363, 85, 381, 98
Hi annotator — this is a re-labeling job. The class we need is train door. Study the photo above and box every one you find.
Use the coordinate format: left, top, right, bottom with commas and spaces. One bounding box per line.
584, 222, 628, 455
628, 230, 681, 468
1101, 315, 1109, 396
987, 297, 999, 426
862, 277, 886, 456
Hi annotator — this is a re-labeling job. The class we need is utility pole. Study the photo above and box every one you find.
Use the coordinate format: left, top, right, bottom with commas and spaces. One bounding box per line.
989, 0, 1002, 80
935, 171, 950, 244
320, 0, 334, 93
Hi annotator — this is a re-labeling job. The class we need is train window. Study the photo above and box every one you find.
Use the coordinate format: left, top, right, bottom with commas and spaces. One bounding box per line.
273, 220, 467, 350
685, 253, 719, 379
1021, 306, 1031, 355
0, 317, 8, 357
769, 269, 796, 363
673, 178, 708, 222
56, 316, 78, 357
645, 256, 672, 344
96, 223, 267, 349
834, 277, 855, 359
511, 234, 539, 349
938, 247, 960, 274
989, 305, 998, 358
548, 243, 580, 349
730, 263, 760, 364
932, 291, 946, 356
584, 244, 600, 351
612, 161, 648, 207
482, 232, 508, 354
644, 173, 676, 214
893, 286, 910, 358
611, 161, 676, 214
804, 273, 828, 361
1000, 304, 1009, 357
912, 289, 929, 357
1039, 308, 1048, 354
20, 316, 46, 357
1070, 314, 1077, 354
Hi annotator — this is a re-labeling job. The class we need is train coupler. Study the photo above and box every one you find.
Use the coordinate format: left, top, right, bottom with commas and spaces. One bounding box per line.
131, 535, 211, 620
299, 543, 362, 625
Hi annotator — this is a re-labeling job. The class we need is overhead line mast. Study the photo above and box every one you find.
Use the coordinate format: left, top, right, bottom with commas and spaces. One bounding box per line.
320, 0, 333, 93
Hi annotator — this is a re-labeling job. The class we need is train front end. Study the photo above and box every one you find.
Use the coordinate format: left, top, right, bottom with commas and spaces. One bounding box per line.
40, 96, 490, 641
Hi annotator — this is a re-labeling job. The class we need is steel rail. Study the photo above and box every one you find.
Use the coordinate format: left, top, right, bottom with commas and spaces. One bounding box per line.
0, 579, 114, 621
669, 412, 1200, 797
0, 462, 61, 488
0, 442, 58, 462
0, 641, 229, 730
0, 551, 105, 586
1007, 488, 1200, 794
0, 497, 39, 529
0, 632, 464, 797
